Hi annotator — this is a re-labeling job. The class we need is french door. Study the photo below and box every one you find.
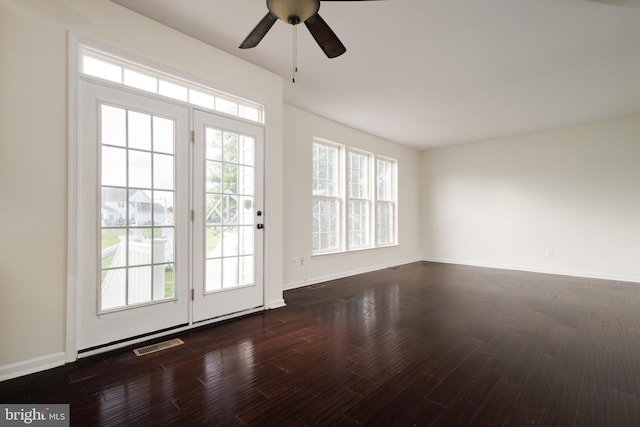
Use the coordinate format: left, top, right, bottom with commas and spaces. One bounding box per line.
76, 82, 264, 352
76, 81, 190, 350
192, 110, 264, 322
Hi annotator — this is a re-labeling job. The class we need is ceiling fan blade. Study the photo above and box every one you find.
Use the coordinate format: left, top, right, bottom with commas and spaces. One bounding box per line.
304, 13, 346, 58
239, 13, 278, 49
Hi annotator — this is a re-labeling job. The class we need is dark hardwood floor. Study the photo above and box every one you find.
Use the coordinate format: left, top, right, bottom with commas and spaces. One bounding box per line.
2, 262, 640, 426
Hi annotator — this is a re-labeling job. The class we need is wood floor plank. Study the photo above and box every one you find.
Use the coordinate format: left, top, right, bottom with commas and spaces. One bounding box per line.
575, 389, 609, 427
515, 353, 560, 412
426, 350, 493, 407
467, 380, 521, 426
538, 370, 581, 426
502, 403, 541, 427
610, 390, 640, 427
430, 365, 503, 426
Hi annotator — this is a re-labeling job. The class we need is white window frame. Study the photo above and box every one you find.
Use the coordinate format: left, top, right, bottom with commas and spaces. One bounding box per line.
311, 139, 397, 257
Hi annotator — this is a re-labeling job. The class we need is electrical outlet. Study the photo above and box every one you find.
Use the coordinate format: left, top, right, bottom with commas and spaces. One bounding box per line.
293, 257, 299, 265
546, 249, 554, 257
300, 257, 304, 266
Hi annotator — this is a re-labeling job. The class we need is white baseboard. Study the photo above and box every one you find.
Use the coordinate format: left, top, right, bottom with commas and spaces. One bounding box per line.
0, 352, 66, 382
283, 257, 422, 291
269, 298, 287, 309
421, 257, 640, 284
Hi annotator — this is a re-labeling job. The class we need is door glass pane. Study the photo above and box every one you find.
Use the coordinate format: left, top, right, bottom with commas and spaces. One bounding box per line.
223, 257, 239, 288
223, 164, 237, 193
101, 105, 126, 147
101, 187, 127, 227
238, 166, 254, 195
101, 146, 126, 187
128, 111, 152, 151
205, 258, 222, 291
238, 196, 254, 225
222, 226, 239, 257
99, 103, 177, 312
128, 228, 152, 266
154, 228, 174, 264
101, 268, 126, 310
240, 135, 254, 166
223, 195, 238, 225
154, 154, 174, 190
101, 228, 126, 268
206, 128, 223, 161
153, 191, 174, 225
206, 194, 223, 225
153, 117, 174, 154
129, 150, 152, 188
128, 190, 152, 226
239, 256, 253, 286
239, 226, 253, 255
128, 266, 152, 305
204, 126, 255, 292
206, 161, 222, 193
223, 132, 238, 162
206, 226, 222, 257
157, 264, 174, 300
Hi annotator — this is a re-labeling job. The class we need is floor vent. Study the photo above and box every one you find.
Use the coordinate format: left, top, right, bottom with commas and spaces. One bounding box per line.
133, 338, 184, 356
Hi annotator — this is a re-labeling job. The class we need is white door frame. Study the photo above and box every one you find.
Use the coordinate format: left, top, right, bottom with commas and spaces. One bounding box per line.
66, 36, 271, 360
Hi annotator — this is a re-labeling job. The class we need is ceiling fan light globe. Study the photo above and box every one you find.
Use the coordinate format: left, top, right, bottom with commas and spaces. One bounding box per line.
267, 0, 320, 24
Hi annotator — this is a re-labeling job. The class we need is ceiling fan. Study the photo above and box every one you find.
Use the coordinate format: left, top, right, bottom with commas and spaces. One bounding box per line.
239, 0, 383, 59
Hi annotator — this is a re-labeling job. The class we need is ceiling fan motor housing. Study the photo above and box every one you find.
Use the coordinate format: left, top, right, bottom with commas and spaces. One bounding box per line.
267, 0, 320, 25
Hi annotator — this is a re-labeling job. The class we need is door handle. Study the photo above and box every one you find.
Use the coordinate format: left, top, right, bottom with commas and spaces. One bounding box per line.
257, 224, 264, 229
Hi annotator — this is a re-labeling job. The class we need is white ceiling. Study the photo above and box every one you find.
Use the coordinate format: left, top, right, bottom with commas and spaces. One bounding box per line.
111, 0, 640, 150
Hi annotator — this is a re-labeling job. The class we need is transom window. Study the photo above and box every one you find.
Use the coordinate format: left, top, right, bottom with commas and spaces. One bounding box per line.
312, 139, 397, 255
80, 46, 264, 124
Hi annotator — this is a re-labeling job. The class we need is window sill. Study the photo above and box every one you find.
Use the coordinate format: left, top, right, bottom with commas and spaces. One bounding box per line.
311, 243, 399, 258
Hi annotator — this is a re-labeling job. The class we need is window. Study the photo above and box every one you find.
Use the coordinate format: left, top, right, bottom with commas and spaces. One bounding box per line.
376, 158, 396, 246
312, 140, 397, 255
312, 142, 341, 253
348, 151, 371, 248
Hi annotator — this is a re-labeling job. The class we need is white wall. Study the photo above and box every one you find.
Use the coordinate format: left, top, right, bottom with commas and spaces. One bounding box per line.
283, 105, 422, 289
421, 114, 640, 282
0, 0, 283, 375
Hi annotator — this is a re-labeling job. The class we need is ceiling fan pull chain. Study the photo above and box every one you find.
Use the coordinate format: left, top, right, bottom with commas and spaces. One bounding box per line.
292, 24, 298, 83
